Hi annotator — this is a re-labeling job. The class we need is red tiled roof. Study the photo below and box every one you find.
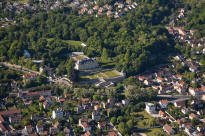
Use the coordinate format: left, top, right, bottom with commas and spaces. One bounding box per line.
108, 131, 117, 136
81, 98, 90, 103
0, 109, 21, 116
0, 115, 4, 122
175, 101, 185, 106
163, 124, 174, 133
84, 131, 91, 136
82, 122, 89, 128
160, 99, 168, 104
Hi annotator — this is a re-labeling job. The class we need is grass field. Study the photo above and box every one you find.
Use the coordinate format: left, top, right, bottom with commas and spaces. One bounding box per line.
132, 111, 182, 136
47, 38, 83, 47
81, 70, 121, 79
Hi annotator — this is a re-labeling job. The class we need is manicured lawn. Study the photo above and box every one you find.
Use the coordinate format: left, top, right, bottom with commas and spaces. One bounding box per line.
80, 70, 121, 79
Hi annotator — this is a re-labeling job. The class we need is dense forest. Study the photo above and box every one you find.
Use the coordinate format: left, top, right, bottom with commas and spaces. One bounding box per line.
0, 0, 204, 76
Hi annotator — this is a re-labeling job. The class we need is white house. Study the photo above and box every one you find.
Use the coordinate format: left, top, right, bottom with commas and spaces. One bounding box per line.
189, 66, 197, 72
52, 108, 64, 119
92, 112, 101, 120
181, 107, 189, 114
145, 102, 156, 114
122, 99, 129, 105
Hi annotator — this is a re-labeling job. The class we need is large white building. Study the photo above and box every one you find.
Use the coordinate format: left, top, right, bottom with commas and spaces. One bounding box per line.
75, 58, 98, 70
145, 102, 156, 114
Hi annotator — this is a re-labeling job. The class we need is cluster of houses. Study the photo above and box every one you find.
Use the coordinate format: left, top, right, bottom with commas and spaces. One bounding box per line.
75, 97, 130, 135
76, 0, 139, 18
145, 98, 205, 136
136, 58, 205, 98
0, 88, 73, 135
167, 26, 205, 53
136, 67, 185, 94
167, 8, 205, 55
0, 76, 131, 136
1, 0, 140, 28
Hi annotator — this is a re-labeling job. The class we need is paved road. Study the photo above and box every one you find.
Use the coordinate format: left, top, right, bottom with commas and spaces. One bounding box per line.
157, 94, 190, 99
0, 62, 72, 86
0, 62, 40, 74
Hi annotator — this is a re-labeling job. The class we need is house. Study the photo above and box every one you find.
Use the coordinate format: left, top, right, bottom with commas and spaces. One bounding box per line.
93, 5, 99, 10
126, 0, 131, 4
36, 125, 44, 134
174, 101, 185, 108
184, 123, 194, 135
94, 105, 100, 111
145, 102, 156, 114
118, 3, 124, 8
157, 77, 163, 83
189, 65, 197, 72
23, 73, 39, 80
64, 127, 70, 135
174, 74, 183, 80
159, 99, 168, 109
173, 55, 184, 61
0, 109, 21, 117
108, 131, 117, 136
0, 123, 7, 133
173, 27, 186, 36
43, 101, 50, 109
76, 106, 84, 114
107, 10, 113, 17
122, 99, 129, 105
181, 107, 189, 114
144, 80, 153, 86
84, 131, 94, 136
163, 124, 175, 135
152, 85, 159, 90
137, 75, 145, 81
0, 115, 4, 123
9, 115, 22, 124
177, 118, 186, 127
102, 102, 109, 109
191, 100, 203, 108
98, 122, 108, 129
49, 127, 59, 135
92, 112, 101, 120
88, 9, 93, 15
25, 125, 33, 134
189, 87, 204, 96
18, 90, 51, 100
107, 98, 115, 106
31, 114, 42, 121
80, 122, 91, 132
197, 109, 205, 115
81, 98, 90, 105
52, 108, 64, 119
189, 113, 198, 120
197, 126, 205, 133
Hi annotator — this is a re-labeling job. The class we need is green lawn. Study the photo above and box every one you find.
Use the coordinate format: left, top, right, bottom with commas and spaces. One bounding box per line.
47, 38, 83, 47
81, 70, 121, 79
